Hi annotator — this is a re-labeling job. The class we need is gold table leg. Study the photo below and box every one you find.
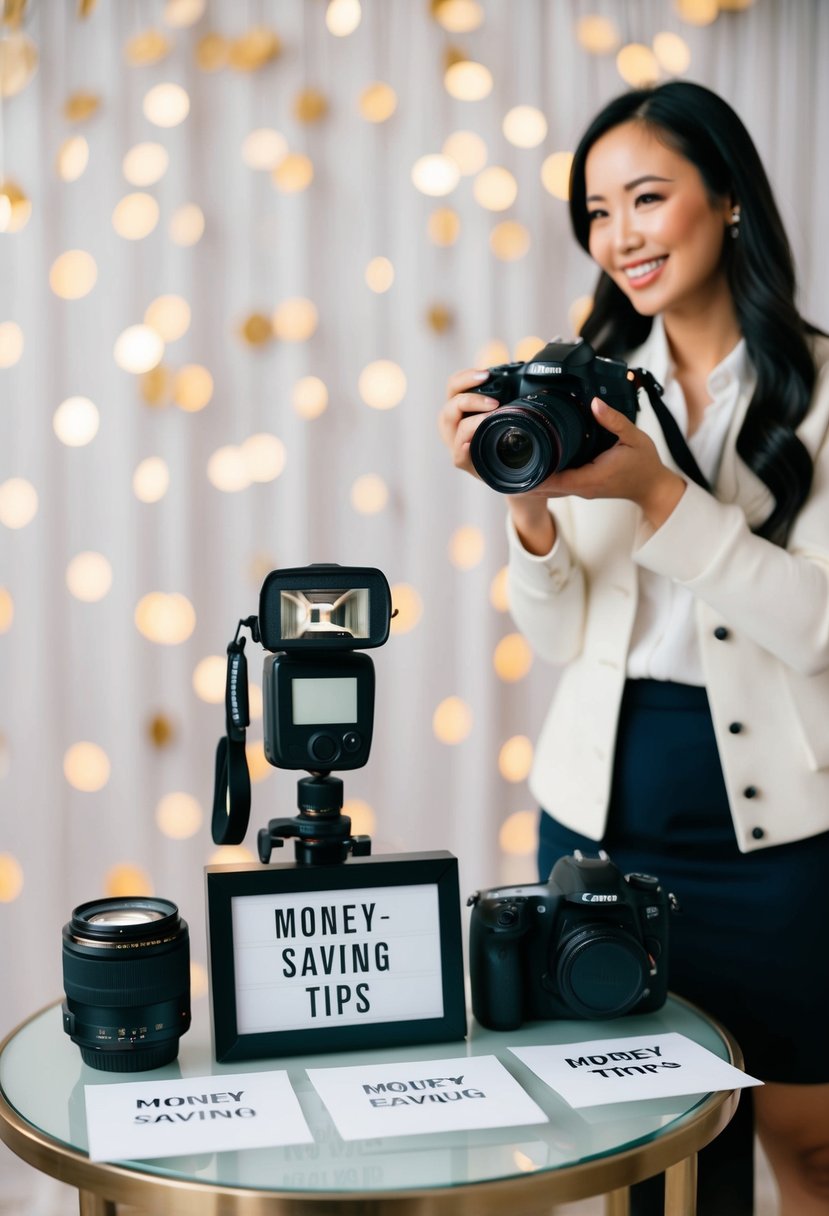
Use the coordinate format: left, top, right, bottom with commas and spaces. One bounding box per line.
664, 1153, 698, 1215
79, 1190, 116, 1216
605, 1186, 631, 1215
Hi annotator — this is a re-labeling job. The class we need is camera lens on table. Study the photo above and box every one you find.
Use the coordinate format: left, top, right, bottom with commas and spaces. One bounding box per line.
62, 896, 191, 1073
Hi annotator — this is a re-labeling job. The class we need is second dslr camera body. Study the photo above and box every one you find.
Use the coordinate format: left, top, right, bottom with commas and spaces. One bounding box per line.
466, 338, 640, 493
468, 852, 673, 1031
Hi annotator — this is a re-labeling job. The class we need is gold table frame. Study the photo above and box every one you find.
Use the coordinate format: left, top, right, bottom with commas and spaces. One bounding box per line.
0, 1000, 742, 1216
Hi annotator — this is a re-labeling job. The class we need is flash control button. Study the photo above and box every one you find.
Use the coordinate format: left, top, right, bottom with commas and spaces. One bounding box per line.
342, 731, 362, 753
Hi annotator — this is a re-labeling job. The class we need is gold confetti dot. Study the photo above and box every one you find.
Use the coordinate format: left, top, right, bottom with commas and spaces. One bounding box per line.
195, 32, 228, 71
228, 27, 282, 72
294, 88, 328, 123
239, 312, 273, 345
148, 713, 176, 748
63, 91, 100, 122
426, 305, 454, 333
140, 365, 173, 407
124, 29, 171, 66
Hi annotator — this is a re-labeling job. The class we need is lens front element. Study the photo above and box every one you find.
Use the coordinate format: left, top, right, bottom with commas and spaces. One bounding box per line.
62, 896, 191, 1072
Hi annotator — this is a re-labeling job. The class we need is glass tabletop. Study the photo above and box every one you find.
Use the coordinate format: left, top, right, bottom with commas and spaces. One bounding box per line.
0, 997, 734, 1195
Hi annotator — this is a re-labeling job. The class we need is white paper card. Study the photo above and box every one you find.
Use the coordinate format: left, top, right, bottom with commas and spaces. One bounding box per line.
306, 1054, 548, 1141
511, 1032, 763, 1109
84, 1069, 313, 1162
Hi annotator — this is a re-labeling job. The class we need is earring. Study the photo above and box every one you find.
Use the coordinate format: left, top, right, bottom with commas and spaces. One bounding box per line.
729, 207, 741, 239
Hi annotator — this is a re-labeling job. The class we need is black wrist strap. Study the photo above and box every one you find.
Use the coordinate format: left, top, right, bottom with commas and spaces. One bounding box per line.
211, 618, 259, 846
633, 368, 711, 493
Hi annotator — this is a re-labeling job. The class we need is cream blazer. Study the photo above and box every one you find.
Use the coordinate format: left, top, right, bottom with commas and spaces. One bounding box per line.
507, 326, 829, 853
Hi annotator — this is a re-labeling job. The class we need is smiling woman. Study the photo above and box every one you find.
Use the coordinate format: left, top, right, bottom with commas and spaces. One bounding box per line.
439, 79, 829, 1216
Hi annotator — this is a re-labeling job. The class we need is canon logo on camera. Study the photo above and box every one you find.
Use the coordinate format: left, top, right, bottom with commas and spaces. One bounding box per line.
580, 894, 618, 903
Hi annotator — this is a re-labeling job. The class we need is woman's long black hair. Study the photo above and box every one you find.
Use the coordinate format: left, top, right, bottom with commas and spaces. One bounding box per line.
569, 80, 821, 545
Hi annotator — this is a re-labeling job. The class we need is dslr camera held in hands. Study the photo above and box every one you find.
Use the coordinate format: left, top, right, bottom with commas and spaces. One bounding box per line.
466, 338, 641, 493
468, 850, 677, 1031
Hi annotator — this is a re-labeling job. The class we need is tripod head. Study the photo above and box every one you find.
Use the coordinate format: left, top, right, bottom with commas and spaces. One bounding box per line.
256, 775, 372, 866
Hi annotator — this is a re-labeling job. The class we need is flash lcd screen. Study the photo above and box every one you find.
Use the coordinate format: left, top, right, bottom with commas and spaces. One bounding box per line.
292, 677, 358, 725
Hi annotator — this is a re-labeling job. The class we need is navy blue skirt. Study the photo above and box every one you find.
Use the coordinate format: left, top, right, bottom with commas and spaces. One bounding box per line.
538, 678, 829, 1083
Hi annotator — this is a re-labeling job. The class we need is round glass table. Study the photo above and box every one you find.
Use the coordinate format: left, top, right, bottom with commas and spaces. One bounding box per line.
0, 997, 741, 1216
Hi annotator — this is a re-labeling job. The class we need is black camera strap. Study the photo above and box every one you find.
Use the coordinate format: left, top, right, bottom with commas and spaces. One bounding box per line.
633, 369, 711, 493
211, 616, 259, 846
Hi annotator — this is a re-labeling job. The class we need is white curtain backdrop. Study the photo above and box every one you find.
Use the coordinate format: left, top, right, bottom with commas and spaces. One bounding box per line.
1, 0, 828, 1050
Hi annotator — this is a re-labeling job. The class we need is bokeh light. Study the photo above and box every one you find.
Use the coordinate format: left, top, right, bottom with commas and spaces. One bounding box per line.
49, 250, 98, 299
207, 446, 250, 492
499, 810, 538, 855
502, 105, 548, 149
105, 865, 153, 897
210, 845, 257, 866
145, 295, 191, 342
433, 696, 473, 744
242, 128, 288, 170
164, 0, 206, 27
246, 743, 273, 783
173, 364, 213, 411
475, 339, 510, 367
272, 153, 314, 193
64, 742, 110, 792
473, 166, 517, 211
0, 855, 24, 902
576, 14, 620, 54
411, 154, 460, 198
0, 322, 24, 368
326, 0, 362, 37
448, 525, 484, 569
675, 0, 719, 24
514, 335, 545, 360
63, 91, 101, 122
616, 43, 660, 86
169, 204, 205, 246
358, 360, 406, 410
143, 82, 190, 127
442, 130, 487, 175
350, 474, 388, 514
135, 592, 196, 644
156, 792, 203, 839
653, 31, 692, 73
193, 655, 226, 703
141, 368, 172, 410
0, 180, 31, 232
56, 136, 89, 182
292, 376, 329, 418
239, 313, 273, 346
66, 552, 113, 602
112, 192, 160, 240
242, 433, 286, 482
124, 29, 171, 66
489, 566, 509, 612
114, 325, 164, 374
53, 395, 99, 446
427, 208, 461, 246
272, 297, 318, 341
228, 27, 282, 71
190, 961, 209, 1000
0, 588, 13, 633
389, 583, 423, 634
365, 257, 394, 293
0, 479, 38, 529
490, 221, 530, 261
123, 141, 169, 186
133, 456, 170, 503
444, 58, 492, 101
343, 799, 376, 836
499, 735, 534, 782
358, 81, 397, 122
294, 88, 329, 124
431, 0, 484, 32
494, 633, 534, 681
195, 32, 229, 71
0, 32, 38, 99
541, 151, 573, 200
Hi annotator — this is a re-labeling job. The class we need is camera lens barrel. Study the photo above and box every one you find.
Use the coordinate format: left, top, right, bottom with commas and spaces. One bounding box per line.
62, 896, 191, 1072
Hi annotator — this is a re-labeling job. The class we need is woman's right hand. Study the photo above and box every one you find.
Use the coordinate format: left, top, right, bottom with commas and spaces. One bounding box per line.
438, 367, 499, 476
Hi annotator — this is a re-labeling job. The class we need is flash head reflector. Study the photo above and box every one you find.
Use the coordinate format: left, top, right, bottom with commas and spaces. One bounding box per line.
258, 565, 391, 652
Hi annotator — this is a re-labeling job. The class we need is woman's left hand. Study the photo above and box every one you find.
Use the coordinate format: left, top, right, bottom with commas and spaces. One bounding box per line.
537, 397, 687, 529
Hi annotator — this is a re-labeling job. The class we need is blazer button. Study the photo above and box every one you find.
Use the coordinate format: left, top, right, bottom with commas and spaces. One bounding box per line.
751, 827, 765, 840
743, 785, 758, 799
713, 626, 730, 640
729, 722, 743, 734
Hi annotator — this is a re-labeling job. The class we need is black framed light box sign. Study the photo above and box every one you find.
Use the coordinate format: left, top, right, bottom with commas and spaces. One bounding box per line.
205, 851, 467, 1062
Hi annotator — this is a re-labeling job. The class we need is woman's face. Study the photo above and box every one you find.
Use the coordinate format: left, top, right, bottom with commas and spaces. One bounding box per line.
584, 120, 734, 320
